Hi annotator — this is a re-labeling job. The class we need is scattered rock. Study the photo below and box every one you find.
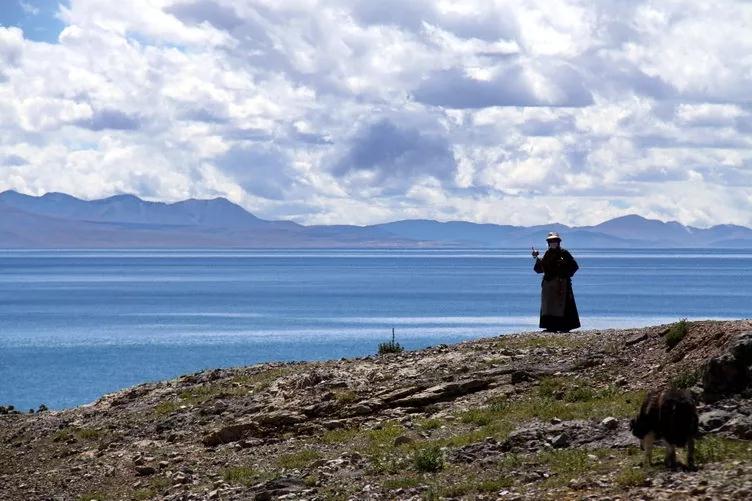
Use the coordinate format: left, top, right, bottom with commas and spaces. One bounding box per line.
699, 410, 735, 431
389, 379, 490, 407
601, 417, 619, 430
719, 415, 752, 439
393, 435, 414, 447
135, 466, 156, 477
549, 433, 569, 448
202, 422, 259, 447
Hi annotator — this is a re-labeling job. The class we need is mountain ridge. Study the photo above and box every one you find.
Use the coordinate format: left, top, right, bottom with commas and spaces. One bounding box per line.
1, 190, 751, 248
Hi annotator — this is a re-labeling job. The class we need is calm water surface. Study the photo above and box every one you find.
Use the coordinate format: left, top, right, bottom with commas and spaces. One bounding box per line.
1, 248, 749, 409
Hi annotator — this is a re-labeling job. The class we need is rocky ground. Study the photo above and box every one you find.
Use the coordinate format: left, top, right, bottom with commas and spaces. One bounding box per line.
2, 319, 752, 500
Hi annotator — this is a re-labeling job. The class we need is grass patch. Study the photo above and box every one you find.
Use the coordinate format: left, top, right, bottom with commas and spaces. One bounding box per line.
321, 427, 359, 444
230, 367, 291, 391
383, 475, 422, 490
177, 385, 218, 405
615, 466, 649, 487
497, 335, 586, 350
416, 418, 443, 431
276, 449, 322, 470
457, 379, 642, 439
366, 422, 406, 451
670, 368, 701, 389
665, 318, 689, 350
438, 477, 514, 497
152, 367, 292, 415
363, 421, 409, 474
222, 466, 259, 486
695, 436, 752, 464
153, 400, 182, 416
460, 408, 494, 426
333, 389, 357, 404
414, 446, 444, 472
53, 427, 102, 442
537, 448, 613, 487
133, 488, 154, 500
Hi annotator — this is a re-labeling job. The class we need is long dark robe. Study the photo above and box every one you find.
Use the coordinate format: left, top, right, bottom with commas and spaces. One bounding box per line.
534, 248, 580, 332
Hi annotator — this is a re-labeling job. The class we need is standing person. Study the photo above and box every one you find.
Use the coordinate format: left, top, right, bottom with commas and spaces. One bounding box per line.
532, 232, 580, 332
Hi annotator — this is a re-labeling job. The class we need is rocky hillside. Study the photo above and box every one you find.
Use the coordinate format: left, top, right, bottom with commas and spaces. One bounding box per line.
2, 320, 752, 500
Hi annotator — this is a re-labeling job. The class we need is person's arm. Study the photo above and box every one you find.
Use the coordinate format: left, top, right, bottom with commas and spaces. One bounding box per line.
564, 251, 579, 277
534, 256, 544, 274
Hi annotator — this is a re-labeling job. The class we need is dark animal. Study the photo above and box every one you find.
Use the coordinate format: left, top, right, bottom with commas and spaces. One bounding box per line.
629, 388, 699, 469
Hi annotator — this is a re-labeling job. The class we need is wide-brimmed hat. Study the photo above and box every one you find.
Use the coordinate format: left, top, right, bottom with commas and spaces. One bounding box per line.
545, 232, 561, 241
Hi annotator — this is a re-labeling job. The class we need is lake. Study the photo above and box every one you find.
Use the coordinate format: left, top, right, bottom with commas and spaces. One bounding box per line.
1, 248, 750, 410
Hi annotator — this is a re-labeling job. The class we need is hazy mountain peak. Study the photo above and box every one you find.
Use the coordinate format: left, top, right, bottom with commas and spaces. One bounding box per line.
2, 191, 752, 248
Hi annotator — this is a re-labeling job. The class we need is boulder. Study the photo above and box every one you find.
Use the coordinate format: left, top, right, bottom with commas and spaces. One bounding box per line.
549, 433, 569, 448
393, 435, 414, 447
703, 354, 750, 403
720, 415, 752, 440
626, 333, 648, 346
202, 422, 259, 447
601, 417, 619, 430
256, 410, 306, 428
389, 379, 490, 407
699, 410, 735, 432
253, 477, 306, 500
135, 466, 156, 476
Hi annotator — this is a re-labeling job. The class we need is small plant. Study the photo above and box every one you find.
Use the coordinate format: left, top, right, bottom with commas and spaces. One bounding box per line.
378, 328, 405, 355
665, 318, 689, 350
670, 368, 701, 389
414, 446, 444, 472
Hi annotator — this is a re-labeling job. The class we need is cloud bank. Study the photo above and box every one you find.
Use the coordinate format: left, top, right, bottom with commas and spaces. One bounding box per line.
1, 0, 751, 227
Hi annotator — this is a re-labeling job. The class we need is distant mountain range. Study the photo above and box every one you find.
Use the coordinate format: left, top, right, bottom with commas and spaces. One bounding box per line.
2, 190, 752, 248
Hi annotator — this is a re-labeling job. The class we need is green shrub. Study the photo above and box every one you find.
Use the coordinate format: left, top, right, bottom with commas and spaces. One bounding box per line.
670, 368, 701, 389
414, 446, 444, 472
665, 319, 689, 349
378, 329, 405, 355
378, 340, 404, 355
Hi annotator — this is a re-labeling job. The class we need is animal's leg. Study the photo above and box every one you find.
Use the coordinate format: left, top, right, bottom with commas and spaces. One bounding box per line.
642, 432, 655, 467
686, 438, 696, 471
664, 443, 677, 470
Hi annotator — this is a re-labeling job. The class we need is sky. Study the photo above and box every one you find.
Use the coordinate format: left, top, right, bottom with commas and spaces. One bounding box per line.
0, 1, 751, 227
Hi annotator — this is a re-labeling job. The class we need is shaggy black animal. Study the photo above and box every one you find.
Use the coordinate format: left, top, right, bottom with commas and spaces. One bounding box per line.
630, 388, 699, 469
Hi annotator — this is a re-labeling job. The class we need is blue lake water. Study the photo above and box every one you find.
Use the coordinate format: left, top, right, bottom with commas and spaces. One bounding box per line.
0, 248, 750, 410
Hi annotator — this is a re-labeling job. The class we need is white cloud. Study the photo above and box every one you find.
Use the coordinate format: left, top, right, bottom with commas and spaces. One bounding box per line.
0, 0, 751, 228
